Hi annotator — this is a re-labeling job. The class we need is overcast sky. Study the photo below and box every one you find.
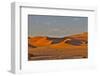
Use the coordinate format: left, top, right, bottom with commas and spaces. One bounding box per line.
28, 15, 88, 37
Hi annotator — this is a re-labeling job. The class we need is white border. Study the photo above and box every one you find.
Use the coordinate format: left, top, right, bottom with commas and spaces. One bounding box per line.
11, 2, 96, 74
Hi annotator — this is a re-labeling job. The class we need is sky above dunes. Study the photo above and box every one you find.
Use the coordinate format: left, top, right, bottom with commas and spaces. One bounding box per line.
28, 15, 88, 37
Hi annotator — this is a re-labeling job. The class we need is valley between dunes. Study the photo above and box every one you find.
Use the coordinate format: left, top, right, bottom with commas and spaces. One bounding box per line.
28, 32, 88, 60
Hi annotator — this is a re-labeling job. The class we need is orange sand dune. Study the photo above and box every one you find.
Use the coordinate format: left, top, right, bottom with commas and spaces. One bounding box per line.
28, 46, 87, 60
49, 42, 87, 49
70, 32, 88, 41
49, 43, 72, 48
28, 36, 52, 47
28, 32, 88, 60
28, 32, 88, 47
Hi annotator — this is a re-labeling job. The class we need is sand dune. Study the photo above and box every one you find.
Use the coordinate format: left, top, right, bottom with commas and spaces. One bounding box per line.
28, 32, 88, 60
28, 36, 52, 47
70, 32, 88, 41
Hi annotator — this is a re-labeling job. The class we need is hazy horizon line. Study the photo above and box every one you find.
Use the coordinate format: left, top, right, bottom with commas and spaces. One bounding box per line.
28, 31, 87, 38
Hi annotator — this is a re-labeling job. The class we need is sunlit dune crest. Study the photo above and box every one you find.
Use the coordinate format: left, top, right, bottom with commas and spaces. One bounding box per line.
28, 36, 52, 47
70, 32, 88, 41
